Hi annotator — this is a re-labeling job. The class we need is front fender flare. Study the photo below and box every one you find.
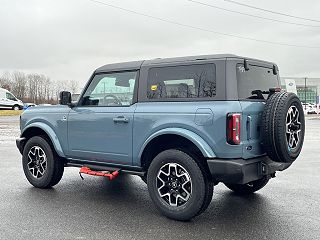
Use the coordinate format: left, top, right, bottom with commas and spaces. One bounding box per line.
138, 128, 216, 159
22, 122, 65, 158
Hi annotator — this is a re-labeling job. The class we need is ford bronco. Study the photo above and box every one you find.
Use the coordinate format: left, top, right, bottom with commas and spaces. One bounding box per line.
16, 54, 305, 220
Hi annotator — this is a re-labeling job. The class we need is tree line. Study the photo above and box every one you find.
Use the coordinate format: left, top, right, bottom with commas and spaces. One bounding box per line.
0, 71, 78, 104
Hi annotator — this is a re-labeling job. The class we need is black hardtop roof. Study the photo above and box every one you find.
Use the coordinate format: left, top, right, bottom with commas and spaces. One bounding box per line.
95, 54, 276, 73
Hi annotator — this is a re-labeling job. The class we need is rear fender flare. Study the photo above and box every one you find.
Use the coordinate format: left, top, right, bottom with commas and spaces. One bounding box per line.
138, 127, 216, 160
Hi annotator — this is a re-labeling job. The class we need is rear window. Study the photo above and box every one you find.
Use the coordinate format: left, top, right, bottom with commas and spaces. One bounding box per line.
237, 64, 279, 99
147, 64, 216, 100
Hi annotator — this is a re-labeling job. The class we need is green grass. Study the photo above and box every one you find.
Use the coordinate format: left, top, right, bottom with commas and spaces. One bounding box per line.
0, 110, 23, 116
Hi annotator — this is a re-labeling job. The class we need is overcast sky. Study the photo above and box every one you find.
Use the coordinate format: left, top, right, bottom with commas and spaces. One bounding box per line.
1, 0, 320, 88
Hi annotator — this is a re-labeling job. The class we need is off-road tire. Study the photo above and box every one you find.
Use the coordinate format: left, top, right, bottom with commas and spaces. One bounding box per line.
224, 176, 270, 195
141, 160, 213, 216
196, 178, 213, 216
147, 149, 212, 221
176, 148, 213, 217
22, 136, 64, 188
261, 92, 305, 163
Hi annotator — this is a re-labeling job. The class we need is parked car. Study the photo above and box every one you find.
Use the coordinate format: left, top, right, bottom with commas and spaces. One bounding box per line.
71, 93, 80, 102
16, 54, 305, 220
23, 103, 37, 110
38, 104, 52, 106
302, 103, 317, 114
0, 87, 23, 110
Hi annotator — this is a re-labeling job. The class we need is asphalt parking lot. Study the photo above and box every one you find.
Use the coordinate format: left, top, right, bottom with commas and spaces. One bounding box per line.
0, 115, 319, 240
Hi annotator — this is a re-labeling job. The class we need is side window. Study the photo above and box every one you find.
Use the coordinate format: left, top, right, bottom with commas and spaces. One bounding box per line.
147, 64, 216, 99
81, 71, 137, 106
6, 92, 16, 101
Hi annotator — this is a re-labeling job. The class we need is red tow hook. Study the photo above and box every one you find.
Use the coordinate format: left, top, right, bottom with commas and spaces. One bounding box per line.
79, 167, 120, 180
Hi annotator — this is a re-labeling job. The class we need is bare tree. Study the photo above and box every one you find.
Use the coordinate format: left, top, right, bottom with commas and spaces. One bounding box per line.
1, 70, 76, 104
66, 80, 79, 94
52, 79, 65, 102
0, 71, 12, 90
11, 71, 27, 99
26, 73, 53, 104
27, 74, 37, 103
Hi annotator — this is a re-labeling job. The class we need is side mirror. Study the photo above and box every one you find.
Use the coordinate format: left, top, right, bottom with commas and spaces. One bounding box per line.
59, 91, 72, 105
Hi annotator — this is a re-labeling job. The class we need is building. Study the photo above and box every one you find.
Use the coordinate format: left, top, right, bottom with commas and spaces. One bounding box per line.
281, 77, 320, 104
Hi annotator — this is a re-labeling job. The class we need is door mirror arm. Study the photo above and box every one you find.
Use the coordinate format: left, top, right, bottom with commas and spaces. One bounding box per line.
67, 102, 76, 108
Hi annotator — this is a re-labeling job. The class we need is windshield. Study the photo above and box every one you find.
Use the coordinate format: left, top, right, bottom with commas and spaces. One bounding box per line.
237, 63, 279, 100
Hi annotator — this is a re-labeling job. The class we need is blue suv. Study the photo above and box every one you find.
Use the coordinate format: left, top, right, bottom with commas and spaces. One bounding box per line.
16, 54, 305, 220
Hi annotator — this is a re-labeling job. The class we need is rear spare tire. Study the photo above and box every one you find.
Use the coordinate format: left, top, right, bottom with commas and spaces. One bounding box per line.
261, 92, 305, 163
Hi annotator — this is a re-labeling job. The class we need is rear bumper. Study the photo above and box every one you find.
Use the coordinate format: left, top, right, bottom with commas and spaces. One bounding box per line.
16, 137, 26, 154
207, 156, 291, 184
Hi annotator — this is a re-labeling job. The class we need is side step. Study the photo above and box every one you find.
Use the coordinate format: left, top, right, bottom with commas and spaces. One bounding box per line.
79, 166, 120, 180
67, 160, 146, 177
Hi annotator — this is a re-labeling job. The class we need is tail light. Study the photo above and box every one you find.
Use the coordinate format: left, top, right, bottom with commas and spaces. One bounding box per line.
227, 113, 241, 145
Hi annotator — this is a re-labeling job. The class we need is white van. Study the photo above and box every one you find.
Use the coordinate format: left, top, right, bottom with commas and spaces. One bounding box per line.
0, 88, 24, 110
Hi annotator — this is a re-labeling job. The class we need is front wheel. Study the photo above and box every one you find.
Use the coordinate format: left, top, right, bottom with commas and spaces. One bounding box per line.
22, 136, 64, 188
224, 176, 270, 195
147, 149, 213, 221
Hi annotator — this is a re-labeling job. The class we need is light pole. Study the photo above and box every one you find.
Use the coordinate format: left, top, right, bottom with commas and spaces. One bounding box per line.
304, 77, 307, 110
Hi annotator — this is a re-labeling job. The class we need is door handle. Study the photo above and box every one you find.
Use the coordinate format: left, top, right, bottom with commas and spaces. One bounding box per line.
246, 116, 252, 140
113, 116, 129, 123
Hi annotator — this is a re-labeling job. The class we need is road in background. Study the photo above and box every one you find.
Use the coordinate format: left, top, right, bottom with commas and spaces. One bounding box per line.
0, 116, 319, 240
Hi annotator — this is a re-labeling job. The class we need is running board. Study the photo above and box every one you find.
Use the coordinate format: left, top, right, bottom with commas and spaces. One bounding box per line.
66, 161, 146, 177
79, 166, 120, 180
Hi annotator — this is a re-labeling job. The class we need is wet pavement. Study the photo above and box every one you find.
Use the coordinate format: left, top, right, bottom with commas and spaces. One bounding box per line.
0, 116, 319, 240
0, 116, 20, 144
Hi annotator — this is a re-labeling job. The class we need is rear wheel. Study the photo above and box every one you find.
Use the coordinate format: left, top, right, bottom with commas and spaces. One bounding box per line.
22, 136, 64, 188
147, 149, 212, 221
224, 176, 270, 195
12, 105, 20, 110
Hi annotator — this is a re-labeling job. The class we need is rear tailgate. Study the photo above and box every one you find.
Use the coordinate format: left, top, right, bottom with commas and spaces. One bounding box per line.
240, 101, 265, 159
236, 60, 280, 159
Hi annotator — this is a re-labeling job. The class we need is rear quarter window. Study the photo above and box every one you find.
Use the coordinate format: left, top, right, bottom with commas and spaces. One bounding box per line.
237, 64, 279, 99
147, 64, 216, 100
